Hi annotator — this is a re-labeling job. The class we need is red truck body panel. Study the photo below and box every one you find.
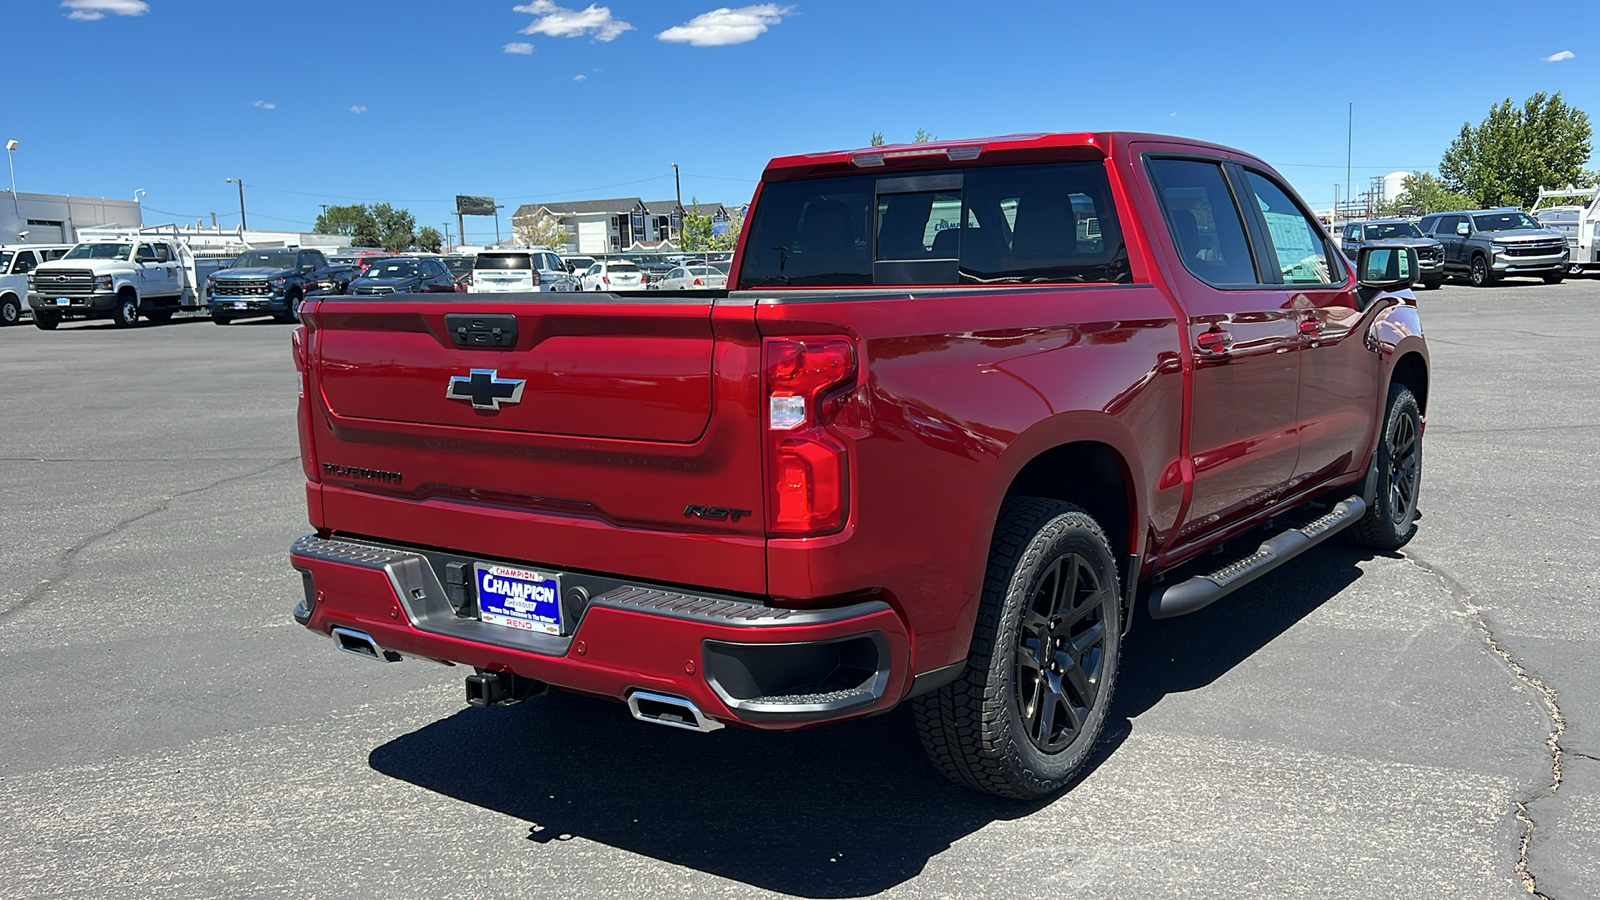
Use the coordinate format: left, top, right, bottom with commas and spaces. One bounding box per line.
291, 131, 1427, 731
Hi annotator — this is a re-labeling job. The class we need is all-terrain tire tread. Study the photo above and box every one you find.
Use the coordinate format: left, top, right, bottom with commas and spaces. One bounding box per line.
913, 497, 1118, 799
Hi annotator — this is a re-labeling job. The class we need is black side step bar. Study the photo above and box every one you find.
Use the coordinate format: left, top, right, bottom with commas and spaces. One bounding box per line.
1148, 496, 1367, 620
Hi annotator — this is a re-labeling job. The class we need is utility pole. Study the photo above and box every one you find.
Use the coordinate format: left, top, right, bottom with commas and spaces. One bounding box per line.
226, 178, 248, 231
494, 205, 503, 245
443, 221, 452, 249
1345, 103, 1352, 226
672, 162, 683, 248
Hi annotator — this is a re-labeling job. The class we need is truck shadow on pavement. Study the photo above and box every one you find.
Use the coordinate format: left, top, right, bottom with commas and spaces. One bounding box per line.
368, 541, 1377, 897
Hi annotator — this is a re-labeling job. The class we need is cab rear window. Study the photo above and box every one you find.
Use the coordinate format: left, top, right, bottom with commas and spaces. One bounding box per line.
738, 161, 1130, 288
475, 254, 534, 270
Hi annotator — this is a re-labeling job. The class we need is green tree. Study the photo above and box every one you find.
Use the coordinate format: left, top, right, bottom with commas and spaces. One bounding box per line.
513, 213, 572, 249
681, 197, 715, 251
912, 128, 937, 143
370, 203, 417, 253
1379, 172, 1477, 216
870, 131, 885, 147
1440, 92, 1594, 208
314, 204, 382, 248
416, 226, 443, 253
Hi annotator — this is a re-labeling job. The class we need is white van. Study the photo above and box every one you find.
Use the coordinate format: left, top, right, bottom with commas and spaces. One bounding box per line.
468, 248, 576, 293
0, 244, 73, 325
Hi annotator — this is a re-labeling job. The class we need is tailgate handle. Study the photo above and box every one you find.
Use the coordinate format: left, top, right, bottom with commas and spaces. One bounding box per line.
445, 313, 518, 349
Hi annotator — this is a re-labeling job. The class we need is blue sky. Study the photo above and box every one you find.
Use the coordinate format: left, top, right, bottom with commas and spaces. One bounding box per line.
6, 0, 1595, 243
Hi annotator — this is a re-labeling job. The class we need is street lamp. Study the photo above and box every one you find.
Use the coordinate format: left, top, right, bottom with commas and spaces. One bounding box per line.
134, 189, 147, 203
225, 177, 248, 231
5, 139, 18, 215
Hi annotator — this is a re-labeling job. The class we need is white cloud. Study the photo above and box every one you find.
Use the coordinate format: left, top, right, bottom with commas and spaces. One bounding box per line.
252, 100, 276, 110
573, 74, 587, 81
62, 0, 148, 20
515, 2, 632, 41
503, 41, 535, 54
657, 4, 792, 46
1544, 50, 1575, 62
349, 105, 368, 114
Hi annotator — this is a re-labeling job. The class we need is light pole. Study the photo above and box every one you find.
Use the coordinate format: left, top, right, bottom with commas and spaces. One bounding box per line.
5, 139, 18, 215
671, 162, 682, 247
443, 221, 452, 249
226, 177, 248, 231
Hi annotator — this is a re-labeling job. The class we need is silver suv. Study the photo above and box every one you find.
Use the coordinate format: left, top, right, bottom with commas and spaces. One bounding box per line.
1417, 209, 1569, 287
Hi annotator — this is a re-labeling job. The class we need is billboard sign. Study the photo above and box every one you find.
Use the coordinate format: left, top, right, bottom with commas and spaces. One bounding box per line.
456, 195, 497, 216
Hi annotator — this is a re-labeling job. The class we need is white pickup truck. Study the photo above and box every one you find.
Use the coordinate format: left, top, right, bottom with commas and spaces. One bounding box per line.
0, 244, 73, 325
27, 238, 199, 329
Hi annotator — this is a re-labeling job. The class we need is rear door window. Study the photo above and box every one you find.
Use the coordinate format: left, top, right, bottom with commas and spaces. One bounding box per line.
1145, 158, 1260, 286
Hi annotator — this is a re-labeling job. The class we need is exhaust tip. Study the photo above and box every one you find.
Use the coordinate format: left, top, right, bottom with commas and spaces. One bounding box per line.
627, 690, 724, 733
331, 626, 400, 663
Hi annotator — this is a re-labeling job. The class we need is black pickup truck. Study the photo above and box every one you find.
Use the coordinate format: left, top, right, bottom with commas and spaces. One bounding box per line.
208, 248, 330, 324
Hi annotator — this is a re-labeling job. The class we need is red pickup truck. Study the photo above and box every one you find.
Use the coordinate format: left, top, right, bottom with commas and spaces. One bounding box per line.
289, 132, 1428, 798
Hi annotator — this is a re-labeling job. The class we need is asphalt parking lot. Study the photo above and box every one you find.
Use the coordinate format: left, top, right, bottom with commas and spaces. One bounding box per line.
1, 280, 1597, 899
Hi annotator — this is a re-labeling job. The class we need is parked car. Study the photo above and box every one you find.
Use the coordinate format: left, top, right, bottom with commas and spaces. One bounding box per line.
650, 264, 728, 290
347, 257, 458, 294
328, 251, 392, 275
305, 264, 357, 297
289, 131, 1428, 799
562, 255, 596, 277
1417, 209, 1569, 286
1531, 185, 1600, 276
1340, 220, 1444, 289
468, 249, 576, 293
29, 239, 199, 329
0, 244, 72, 325
578, 259, 646, 290
208, 248, 330, 324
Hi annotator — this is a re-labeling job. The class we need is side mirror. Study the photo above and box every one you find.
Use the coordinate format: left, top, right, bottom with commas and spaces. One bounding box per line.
1456, 222, 1470, 236
1357, 246, 1417, 291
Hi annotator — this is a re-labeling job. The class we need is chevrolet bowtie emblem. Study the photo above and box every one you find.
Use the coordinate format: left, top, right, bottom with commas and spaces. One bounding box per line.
446, 369, 526, 411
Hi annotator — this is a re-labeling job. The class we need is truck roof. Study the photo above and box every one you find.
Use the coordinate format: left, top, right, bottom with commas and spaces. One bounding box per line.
761, 131, 1256, 181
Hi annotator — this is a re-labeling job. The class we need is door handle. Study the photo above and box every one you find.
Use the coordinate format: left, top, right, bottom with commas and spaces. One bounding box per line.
1299, 319, 1322, 340
1196, 329, 1234, 356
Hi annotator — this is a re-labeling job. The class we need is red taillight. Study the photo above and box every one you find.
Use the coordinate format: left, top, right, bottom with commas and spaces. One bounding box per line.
291, 326, 320, 482
602, 275, 611, 286
765, 338, 857, 536
693, 278, 704, 286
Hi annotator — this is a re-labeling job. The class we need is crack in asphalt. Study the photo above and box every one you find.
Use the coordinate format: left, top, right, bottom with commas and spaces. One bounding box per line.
1401, 551, 1565, 900
0, 457, 299, 626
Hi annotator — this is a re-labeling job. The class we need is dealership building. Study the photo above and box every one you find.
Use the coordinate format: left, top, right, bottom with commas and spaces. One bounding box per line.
1, 190, 143, 245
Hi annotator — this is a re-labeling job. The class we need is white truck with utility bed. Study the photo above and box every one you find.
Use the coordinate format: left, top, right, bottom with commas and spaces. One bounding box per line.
27, 238, 199, 329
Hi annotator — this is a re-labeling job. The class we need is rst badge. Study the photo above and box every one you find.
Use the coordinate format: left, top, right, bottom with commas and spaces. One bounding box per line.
446, 368, 526, 411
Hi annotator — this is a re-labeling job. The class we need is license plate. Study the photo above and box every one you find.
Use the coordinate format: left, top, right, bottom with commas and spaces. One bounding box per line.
233, 301, 249, 309
55, 298, 70, 306
475, 564, 562, 634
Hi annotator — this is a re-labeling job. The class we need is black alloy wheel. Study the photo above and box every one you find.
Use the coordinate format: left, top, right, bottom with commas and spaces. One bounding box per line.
1015, 552, 1110, 753
0, 296, 20, 326
1469, 255, 1494, 287
1345, 383, 1422, 550
915, 497, 1122, 798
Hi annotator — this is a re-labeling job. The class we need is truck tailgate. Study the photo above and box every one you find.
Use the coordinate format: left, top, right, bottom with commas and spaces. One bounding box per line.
301, 293, 767, 594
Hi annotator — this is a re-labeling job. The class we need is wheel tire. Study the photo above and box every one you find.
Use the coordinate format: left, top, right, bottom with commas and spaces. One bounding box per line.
145, 308, 173, 324
914, 497, 1122, 799
111, 294, 140, 327
1345, 383, 1422, 551
1422, 278, 1443, 291
33, 311, 60, 330
1469, 255, 1495, 287
0, 296, 20, 326
211, 309, 231, 325
1543, 273, 1565, 285
274, 292, 302, 323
